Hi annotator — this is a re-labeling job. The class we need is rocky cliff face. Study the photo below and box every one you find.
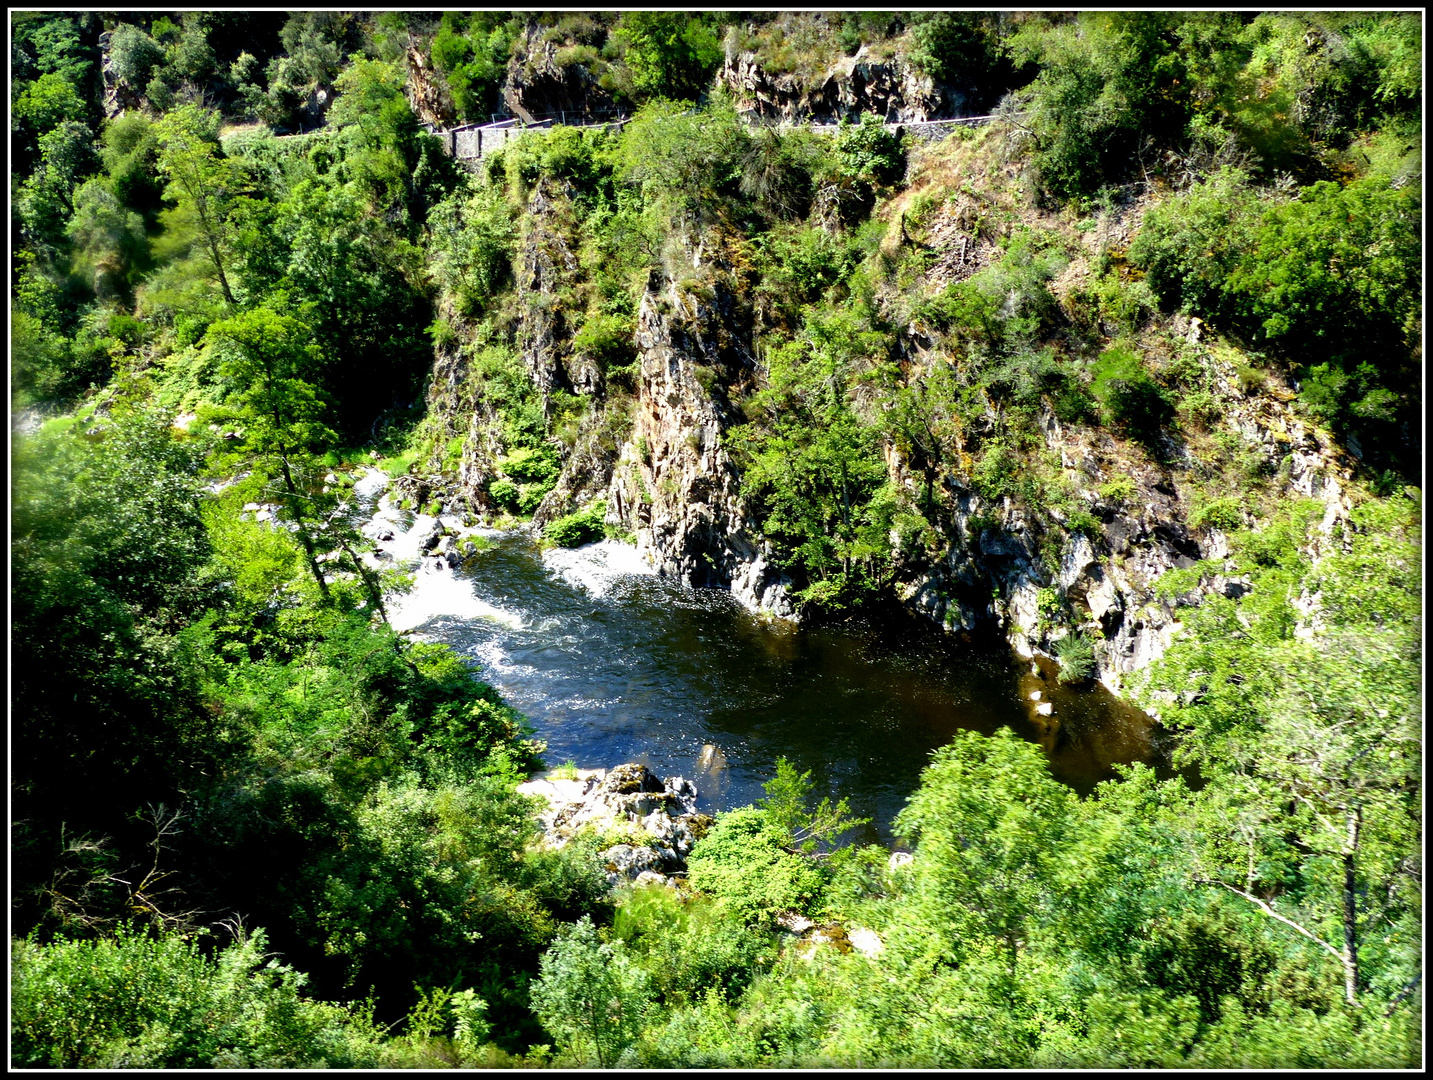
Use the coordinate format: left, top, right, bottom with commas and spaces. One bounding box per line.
605, 279, 794, 617
504, 29, 618, 123
888, 338, 1356, 695
419, 142, 1358, 693
420, 190, 792, 622
719, 47, 943, 124
405, 43, 455, 128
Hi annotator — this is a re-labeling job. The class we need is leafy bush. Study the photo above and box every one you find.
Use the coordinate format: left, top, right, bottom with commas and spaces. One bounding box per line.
544, 501, 608, 548
1090, 345, 1170, 441
614, 12, 722, 103
108, 23, 166, 88
1098, 476, 1137, 505
489, 476, 520, 511
1011, 12, 1194, 199
11, 925, 383, 1068
1064, 508, 1103, 538
1189, 497, 1244, 532
686, 806, 825, 925
614, 885, 774, 1004
530, 915, 654, 1067
571, 312, 637, 371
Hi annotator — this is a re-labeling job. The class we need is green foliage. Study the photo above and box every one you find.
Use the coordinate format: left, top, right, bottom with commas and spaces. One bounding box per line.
11, 925, 384, 1068
16, 119, 99, 253
1054, 633, 1095, 683
828, 112, 907, 190
1090, 345, 1170, 441
758, 757, 869, 857
1012, 13, 1195, 199
429, 13, 518, 121
615, 12, 722, 103
1188, 496, 1244, 532
738, 308, 899, 610
613, 886, 774, 1006
12, 408, 220, 901
572, 311, 637, 371
153, 103, 245, 306
428, 185, 518, 311
895, 728, 1077, 967
13, 70, 88, 143
544, 501, 608, 548
686, 807, 826, 926
1137, 492, 1421, 1009
614, 97, 747, 228
908, 13, 1010, 109
109, 22, 166, 88
530, 915, 655, 1066
1130, 168, 1418, 457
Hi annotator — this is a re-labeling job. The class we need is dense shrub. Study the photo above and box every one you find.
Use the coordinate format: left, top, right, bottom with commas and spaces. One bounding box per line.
686, 807, 825, 925
1090, 345, 1170, 441
11, 926, 384, 1068
544, 500, 608, 547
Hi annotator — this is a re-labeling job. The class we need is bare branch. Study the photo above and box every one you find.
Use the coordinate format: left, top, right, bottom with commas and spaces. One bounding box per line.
1195, 877, 1345, 965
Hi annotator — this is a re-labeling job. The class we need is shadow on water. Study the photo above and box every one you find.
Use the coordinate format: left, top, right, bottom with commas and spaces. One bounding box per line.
395, 530, 1166, 843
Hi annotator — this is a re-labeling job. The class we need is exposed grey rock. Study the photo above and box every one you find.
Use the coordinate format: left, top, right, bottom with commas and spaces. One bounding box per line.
517, 763, 706, 889
718, 48, 941, 124
606, 285, 795, 619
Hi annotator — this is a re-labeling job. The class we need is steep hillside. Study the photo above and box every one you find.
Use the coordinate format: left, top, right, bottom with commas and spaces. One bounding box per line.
379, 14, 1418, 693
10, 11, 1422, 1069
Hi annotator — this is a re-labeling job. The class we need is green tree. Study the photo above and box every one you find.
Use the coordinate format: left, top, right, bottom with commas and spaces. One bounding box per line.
13, 70, 87, 140
15, 119, 98, 251
204, 305, 334, 598
12, 408, 220, 928
615, 12, 722, 103
108, 22, 165, 89
738, 307, 898, 609
1137, 493, 1422, 1006
153, 104, 245, 305
65, 178, 149, 299
758, 757, 868, 856
530, 915, 654, 1066
894, 728, 1078, 978
1011, 12, 1194, 199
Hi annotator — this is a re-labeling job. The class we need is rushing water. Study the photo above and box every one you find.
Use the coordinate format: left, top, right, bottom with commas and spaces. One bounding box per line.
361, 473, 1159, 841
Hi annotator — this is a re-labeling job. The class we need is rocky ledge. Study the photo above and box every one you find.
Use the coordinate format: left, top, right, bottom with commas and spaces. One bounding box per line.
517, 763, 713, 890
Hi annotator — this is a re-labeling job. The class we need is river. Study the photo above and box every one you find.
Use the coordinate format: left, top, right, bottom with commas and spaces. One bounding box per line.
359, 472, 1160, 841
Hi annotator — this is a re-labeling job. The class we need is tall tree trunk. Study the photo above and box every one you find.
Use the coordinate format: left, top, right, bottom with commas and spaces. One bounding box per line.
277, 450, 330, 601
335, 533, 391, 626
207, 236, 236, 306
1342, 808, 1361, 1006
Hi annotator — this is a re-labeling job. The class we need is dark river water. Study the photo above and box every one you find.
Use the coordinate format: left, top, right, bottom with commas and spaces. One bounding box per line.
363, 476, 1160, 841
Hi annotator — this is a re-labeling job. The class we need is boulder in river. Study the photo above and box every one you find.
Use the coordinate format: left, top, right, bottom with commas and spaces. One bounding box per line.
517, 763, 703, 889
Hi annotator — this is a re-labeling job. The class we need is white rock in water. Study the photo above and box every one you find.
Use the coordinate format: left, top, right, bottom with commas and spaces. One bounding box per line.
1029, 690, 1043, 701
1035, 701, 1055, 716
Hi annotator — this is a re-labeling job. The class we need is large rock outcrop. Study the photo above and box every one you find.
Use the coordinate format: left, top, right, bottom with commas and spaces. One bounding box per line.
605, 280, 795, 617
718, 47, 942, 124
503, 29, 619, 123
888, 343, 1356, 694
517, 763, 711, 889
